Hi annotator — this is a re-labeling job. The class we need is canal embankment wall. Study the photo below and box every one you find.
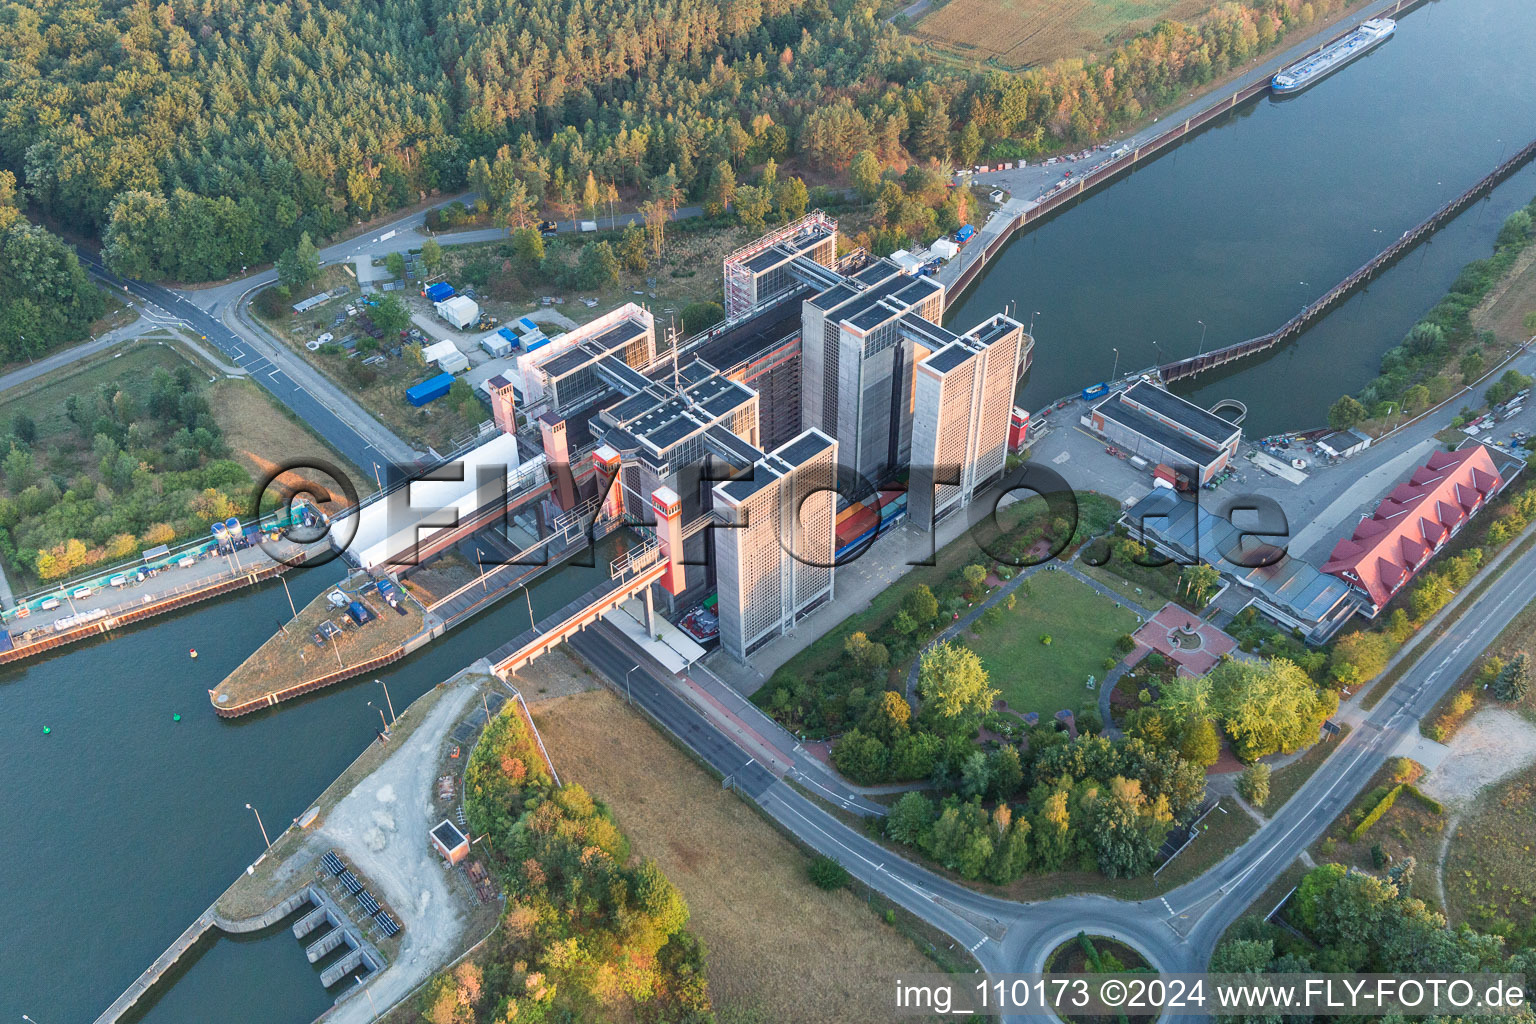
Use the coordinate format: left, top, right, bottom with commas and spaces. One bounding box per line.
942, 0, 1434, 307
92, 888, 315, 1024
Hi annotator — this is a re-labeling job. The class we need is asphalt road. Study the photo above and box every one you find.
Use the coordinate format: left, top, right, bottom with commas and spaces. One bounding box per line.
562, 536, 1536, 1019
76, 248, 402, 485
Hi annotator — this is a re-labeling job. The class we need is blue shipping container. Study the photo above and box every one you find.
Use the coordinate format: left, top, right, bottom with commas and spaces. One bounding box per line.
406, 372, 456, 406
1081, 382, 1109, 402
955, 224, 975, 242
425, 282, 455, 303
347, 600, 373, 625
523, 335, 549, 353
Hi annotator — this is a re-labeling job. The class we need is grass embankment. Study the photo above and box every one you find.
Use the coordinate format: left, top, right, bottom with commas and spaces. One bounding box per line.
1444, 762, 1536, 936
965, 569, 1138, 715
212, 584, 424, 707
531, 688, 944, 1024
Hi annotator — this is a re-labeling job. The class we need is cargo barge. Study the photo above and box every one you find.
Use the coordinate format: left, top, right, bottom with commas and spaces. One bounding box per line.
1272, 18, 1395, 94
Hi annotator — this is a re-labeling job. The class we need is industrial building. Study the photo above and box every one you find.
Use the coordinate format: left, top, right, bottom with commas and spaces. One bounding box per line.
908, 314, 1031, 529
365, 213, 1031, 663
712, 430, 838, 660
1087, 381, 1242, 484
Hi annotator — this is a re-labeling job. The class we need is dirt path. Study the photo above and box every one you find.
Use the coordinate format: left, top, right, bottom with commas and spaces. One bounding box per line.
1417, 708, 1536, 808
317, 674, 481, 1024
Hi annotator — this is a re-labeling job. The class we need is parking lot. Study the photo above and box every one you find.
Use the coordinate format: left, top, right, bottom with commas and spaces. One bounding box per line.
1032, 353, 1536, 572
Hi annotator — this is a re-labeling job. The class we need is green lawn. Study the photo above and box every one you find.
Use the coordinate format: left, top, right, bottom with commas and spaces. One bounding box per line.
964, 570, 1138, 717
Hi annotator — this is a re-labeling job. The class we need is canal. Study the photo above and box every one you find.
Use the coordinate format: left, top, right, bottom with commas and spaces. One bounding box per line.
947, 0, 1536, 436
0, 540, 626, 1024
5, 0, 1536, 1020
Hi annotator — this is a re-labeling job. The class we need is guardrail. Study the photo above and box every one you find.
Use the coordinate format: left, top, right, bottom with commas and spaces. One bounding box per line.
1160, 132, 1536, 382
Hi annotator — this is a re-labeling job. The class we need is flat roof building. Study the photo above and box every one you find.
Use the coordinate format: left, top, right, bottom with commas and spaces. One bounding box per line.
1124, 488, 1362, 642
1088, 381, 1242, 484
431, 820, 470, 865
713, 429, 837, 661
801, 263, 947, 484
909, 314, 1031, 530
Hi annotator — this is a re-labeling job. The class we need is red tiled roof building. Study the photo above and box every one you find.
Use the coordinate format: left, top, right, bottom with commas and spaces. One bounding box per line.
1322, 445, 1506, 613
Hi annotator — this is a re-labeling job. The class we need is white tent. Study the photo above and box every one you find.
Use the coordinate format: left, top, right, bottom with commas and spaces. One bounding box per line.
421, 340, 461, 365
930, 238, 959, 260
435, 295, 480, 329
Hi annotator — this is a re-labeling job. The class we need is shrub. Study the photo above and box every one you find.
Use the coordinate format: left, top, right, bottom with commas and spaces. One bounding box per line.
1350, 784, 1403, 842
808, 855, 851, 890
1238, 763, 1272, 808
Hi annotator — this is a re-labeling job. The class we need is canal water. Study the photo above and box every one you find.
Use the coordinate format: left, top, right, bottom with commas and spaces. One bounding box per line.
5, 1, 1536, 1021
948, 0, 1536, 436
0, 542, 625, 1024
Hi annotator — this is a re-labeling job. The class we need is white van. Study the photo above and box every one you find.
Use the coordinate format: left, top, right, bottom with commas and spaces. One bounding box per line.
71, 586, 93, 600
109, 575, 128, 588
40, 597, 61, 611
177, 554, 196, 568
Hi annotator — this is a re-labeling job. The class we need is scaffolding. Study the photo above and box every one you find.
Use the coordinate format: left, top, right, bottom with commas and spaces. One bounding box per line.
722, 210, 838, 318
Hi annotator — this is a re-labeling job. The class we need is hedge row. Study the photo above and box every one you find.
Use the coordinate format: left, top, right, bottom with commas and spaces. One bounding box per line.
1350, 784, 1404, 842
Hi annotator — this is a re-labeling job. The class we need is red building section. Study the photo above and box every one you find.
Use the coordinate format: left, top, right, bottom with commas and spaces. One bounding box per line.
1322, 445, 1505, 611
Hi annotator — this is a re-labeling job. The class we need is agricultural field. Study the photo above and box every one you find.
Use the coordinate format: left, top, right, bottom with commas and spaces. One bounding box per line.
964, 569, 1138, 717
912, 0, 1216, 69
531, 688, 943, 1024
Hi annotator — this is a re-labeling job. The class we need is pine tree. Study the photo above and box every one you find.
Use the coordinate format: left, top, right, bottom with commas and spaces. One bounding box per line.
1494, 652, 1531, 702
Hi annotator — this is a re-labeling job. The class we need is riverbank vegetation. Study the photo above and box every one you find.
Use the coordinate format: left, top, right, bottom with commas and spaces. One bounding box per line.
1328, 195, 1536, 436
418, 703, 714, 1024
3, 0, 1402, 283
0, 344, 253, 586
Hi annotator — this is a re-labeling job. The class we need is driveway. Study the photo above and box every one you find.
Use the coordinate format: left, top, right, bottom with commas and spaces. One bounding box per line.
316, 674, 481, 1024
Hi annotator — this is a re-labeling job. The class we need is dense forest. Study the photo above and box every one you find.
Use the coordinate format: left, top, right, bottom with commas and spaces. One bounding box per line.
0, 171, 104, 362
0, 0, 1355, 282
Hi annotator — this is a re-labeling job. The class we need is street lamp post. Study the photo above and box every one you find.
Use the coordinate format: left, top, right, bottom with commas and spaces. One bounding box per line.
1111, 347, 1120, 381
1029, 310, 1040, 336
376, 678, 396, 724
625, 665, 640, 704
245, 802, 272, 849
354, 977, 378, 1017
1197, 319, 1208, 356
368, 701, 390, 738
